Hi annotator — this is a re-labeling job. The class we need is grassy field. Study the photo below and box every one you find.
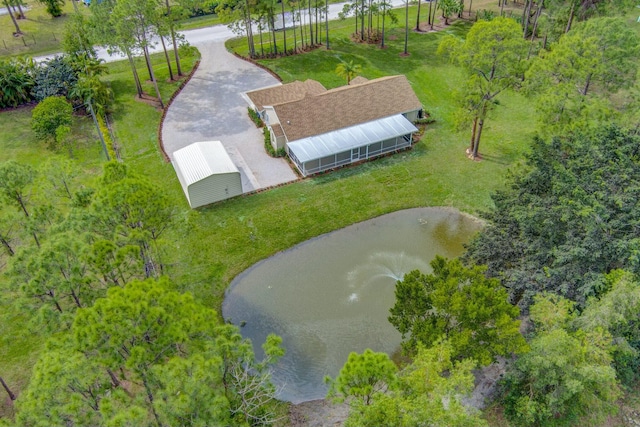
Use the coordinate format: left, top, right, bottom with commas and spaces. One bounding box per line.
0, 0, 90, 57
0, 0, 221, 57
0, 4, 537, 424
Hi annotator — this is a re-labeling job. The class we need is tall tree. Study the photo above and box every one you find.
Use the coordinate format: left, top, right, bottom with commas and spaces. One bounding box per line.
0, 161, 43, 248
217, 0, 257, 57
89, 163, 173, 278
164, 0, 186, 76
280, 0, 288, 53
525, 17, 639, 137
574, 271, 640, 386
15, 342, 117, 427
2, 0, 22, 34
0, 210, 20, 256
0, 376, 16, 401
0, 161, 35, 220
111, 0, 165, 108
464, 126, 640, 309
438, 0, 462, 25
388, 256, 527, 365
90, 0, 145, 98
438, 17, 527, 159
36, 0, 65, 17
9, 232, 101, 331
62, 14, 98, 60
328, 342, 487, 427
16, 278, 284, 426
326, 349, 398, 406
501, 293, 621, 427
402, 0, 409, 54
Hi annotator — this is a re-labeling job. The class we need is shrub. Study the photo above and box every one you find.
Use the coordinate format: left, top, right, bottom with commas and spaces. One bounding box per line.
96, 114, 118, 160
31, 96, 73, 149
414, 117, 435, 125
248, 107, 264, 127
36, 0, 65, 17
32, 56, 78, 102
0, 58, 36, 108
263, 127, 285, 157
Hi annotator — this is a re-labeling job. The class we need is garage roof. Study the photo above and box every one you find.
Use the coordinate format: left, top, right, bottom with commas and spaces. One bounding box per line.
173, 141, 239, 186
287, 115, 418, 163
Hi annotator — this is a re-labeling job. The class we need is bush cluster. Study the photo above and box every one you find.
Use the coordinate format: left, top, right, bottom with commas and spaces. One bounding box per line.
247, 107, 264, 127
263, 127, 285, 158
1, 55, 112, 112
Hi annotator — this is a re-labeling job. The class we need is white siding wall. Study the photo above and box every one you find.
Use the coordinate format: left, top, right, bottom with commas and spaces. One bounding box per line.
264, 107, 279, 125
404, 109, 420, 122
188, 172, 243, 208
174, 164, 191, 204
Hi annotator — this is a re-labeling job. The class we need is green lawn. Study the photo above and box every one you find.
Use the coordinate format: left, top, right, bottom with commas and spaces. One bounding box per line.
165, 17, 537, 309
0, 0, 218, 58
0, 9, 536, 423
0, 0, 90, 58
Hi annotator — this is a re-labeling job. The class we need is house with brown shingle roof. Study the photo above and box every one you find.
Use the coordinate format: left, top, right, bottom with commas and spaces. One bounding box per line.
242, 79, 327, 113
244, 75, 423, 177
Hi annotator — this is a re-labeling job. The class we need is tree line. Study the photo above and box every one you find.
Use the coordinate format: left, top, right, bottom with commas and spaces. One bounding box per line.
0, 160, 285, 426
328, 126, 640, 426
324, 8, 640, 427
437, 12, 638, 159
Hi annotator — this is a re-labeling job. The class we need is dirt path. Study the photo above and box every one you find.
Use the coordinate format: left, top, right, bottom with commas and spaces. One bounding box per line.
289, 400, 349, 427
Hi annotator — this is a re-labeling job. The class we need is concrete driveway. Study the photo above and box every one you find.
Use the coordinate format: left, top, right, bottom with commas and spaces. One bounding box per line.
162, 42, 298, 192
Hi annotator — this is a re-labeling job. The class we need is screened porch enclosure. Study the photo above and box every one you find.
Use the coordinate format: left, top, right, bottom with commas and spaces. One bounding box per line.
286, 115, 418, 177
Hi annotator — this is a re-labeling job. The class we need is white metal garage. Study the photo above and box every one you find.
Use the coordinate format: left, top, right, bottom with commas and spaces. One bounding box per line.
172, 141, 243, 208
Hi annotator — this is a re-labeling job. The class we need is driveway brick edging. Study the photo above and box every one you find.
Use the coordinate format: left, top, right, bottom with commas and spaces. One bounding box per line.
157, 58, 202, 162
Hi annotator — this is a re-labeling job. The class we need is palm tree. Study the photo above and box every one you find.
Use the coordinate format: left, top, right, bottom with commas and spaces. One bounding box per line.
3, 0, 22, 34
403, 0, 409, 54
335, 60, 362, 85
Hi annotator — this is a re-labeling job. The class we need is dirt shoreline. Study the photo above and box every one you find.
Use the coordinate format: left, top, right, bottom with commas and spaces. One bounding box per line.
288, 399, 350, 427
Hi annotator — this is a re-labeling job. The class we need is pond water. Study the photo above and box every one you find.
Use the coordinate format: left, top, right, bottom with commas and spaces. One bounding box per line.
222, 207, 482, 403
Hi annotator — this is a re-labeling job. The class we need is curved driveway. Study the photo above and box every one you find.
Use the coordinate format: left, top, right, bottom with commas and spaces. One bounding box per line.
162, 41, 297, 192
82, 0, 406, 191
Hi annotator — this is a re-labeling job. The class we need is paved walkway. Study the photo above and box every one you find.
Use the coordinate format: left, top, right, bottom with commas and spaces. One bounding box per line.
162, 41, 298, 192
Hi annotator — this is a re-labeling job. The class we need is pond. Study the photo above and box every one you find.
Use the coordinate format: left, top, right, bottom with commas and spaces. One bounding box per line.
222, 207, 482, 403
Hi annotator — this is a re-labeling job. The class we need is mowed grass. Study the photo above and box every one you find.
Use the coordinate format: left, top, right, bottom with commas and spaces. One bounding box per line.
170, 14, 538, 307
1, 9, 535, 422
0, 0, 91, 58
0, 50, 197, 419
0, 0, 218, 58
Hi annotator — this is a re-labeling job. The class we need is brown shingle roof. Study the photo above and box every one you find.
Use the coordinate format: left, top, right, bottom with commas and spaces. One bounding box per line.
349, 76, 369, 85
272, 75, 422, 142
271, 123, 284, 137
245, 80, 327, 111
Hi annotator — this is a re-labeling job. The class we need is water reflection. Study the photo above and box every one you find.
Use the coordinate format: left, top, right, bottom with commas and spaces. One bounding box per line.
222, 208, 481, 403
